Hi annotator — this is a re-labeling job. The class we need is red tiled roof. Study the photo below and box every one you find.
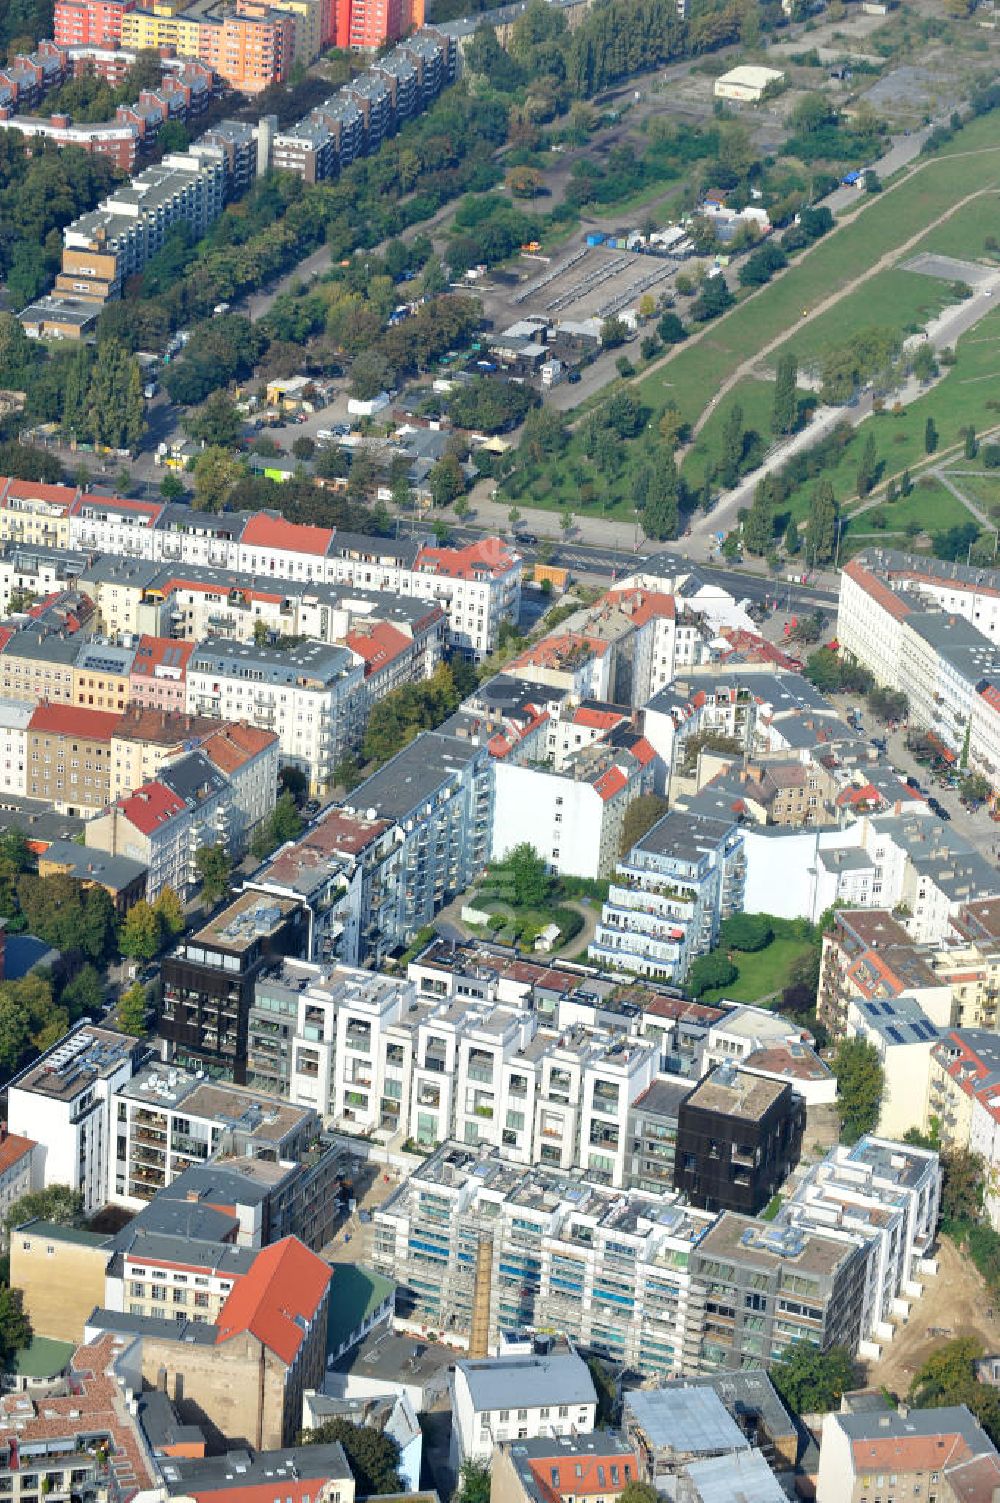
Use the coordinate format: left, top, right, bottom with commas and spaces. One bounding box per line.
630, 737, 657, 767
607, 587, 676, 626
844, 559, 913, 623
979, 682, 1000, 715
0, 1132, 35, 1175
200, 722, 277, 776
0, 627, 13, 654
573, 706, 624, 731
240, 513, 334, 556
117, 780, 187, 836
215, 1237, 330, 1365
594, 766, 628, 801
414, 536, 517, 580
526, 1451, 641, 1503
130, 636, 195, 680
73, 494, 162, 524
851, 1435, 972, 1472
28, 704, 121, 741
0, 1333, 157, 1495
346, 621, 411, 676
2, 479, 78, 509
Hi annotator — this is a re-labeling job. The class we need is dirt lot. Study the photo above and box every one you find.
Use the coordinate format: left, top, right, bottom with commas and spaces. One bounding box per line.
866, 1236, 1000, 1396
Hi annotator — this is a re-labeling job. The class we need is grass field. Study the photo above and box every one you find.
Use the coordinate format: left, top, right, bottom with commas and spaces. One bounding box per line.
701, 928, 814, 1005
774, 268, 960, 369
841, 476, 979, 555
906, 195, 1000, 266
636, 111, 1000, 431
681, 376, 786, 493
941, 468, 1000, 516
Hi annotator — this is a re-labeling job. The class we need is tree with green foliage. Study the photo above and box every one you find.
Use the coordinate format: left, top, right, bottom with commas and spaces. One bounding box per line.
119, 900, 162, 962
618, 1485, 659, 1503
0, 1286, 31, 1364
153, 887, 185, 941
619, 795, 668, 857
687, 952, 738, 998
719, 403, 744, 489
941, 1147, 985, 1223
719, 913, 773, 952
195, 844, 232, 905
784, 518, 800, 556
643, 449, 680, 541
191, 446, 245, 512
4, 1185, 84, 1240
657, 311, 686, 345
743, 477, 774, 556
85, 338, 144, 452
856, 430, 879, 498
691, 273, 734, 323
251, 792, 304, 860
184, 390, 243, 448
805, 479, 838, 566
959, 772, 991, 804
965, 425, 979, 460
912, 342, 937, 383
297, 1418, 401, 1494
455, 1461, 491, 1503
772, 352, 798, 436
429, 452, 466, 507
61, 964, 104, 1018
771, 1342, 856, 1416
488, 843, 552, 909
362, 663, 463, 767
15, 874, 116, 963
833, 1037, 884, 1145
585, 1355, 617, 1426
925, 416, 939, 454
117, 982, 148, 1039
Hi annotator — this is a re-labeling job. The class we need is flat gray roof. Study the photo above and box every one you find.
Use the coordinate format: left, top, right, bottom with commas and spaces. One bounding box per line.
625, 1386, 749, 1457
458, 1352, 595, 1412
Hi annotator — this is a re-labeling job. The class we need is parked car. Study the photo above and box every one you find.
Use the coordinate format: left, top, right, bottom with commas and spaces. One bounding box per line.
567, 370, 582, 384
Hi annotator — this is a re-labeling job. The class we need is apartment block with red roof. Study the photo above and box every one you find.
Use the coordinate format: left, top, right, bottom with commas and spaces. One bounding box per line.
0, 1333, 159, 1503
95, 1236, 331, 1449
109, 705, 234, 802
816, 1403, 997, 1503
406, 537, 521, 660
492, 732, 657, 880
129, 635, 195, 712
87, 752, 232, 901
198, 720, 281, 843
837, 556, 915, 689
69, 492, 165, 558
0, 1129, 38, 1236
970, 677, 1000, 796
492, 1435, 640, 1503
0, 478, 80, 550
156, 1440, 355, 1503
26, 702, 121, 815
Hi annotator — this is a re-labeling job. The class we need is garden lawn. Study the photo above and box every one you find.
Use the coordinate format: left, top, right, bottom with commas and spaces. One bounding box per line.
635, 112, 1000, 431
841, 475, 980, 554
940, 469, 1000, 515
700, 931, 814, 1005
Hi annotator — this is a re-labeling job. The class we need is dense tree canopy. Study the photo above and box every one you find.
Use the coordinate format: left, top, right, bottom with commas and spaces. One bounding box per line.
833, 1037, 884, 1145
771, 1343, 856, 1416
298, 1418, 401, 1494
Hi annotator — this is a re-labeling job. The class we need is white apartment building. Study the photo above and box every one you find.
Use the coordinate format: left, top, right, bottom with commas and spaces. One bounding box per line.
491, 739, 656, 880
69, 495, 164, 559
970, 681, 1000, 790
373, 1145, 717, 1375
836, 557, 913, 688
186, 637, 365, 792
7, 1026, 139, 1213
248, 961, 658, 1186
0, 1132, 38, 1237
450, 1353, 597, 1464
898, 611, 1000, 758
782, 1137, 940, 1360
0, 699, 31, 796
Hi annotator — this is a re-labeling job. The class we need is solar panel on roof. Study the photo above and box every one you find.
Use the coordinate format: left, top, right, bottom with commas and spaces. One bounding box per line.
885, 1025, 906, 1044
